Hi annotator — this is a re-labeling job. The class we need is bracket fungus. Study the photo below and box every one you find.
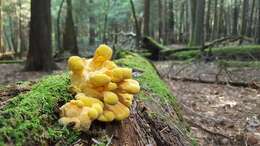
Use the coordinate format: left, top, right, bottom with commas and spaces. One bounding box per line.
59, 44, 140, 131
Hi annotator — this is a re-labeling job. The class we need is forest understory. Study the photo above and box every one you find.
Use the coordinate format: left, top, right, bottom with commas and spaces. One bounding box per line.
156, 61, 260, 146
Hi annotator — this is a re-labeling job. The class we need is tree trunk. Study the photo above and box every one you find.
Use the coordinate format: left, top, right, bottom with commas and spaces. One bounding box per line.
205, 0, 212, 41
163, 0, 169, 44
18, 0, 26, 58
89, 0, 96, 46
241, 0, 249, 36
190, 0, 205, 46
56, 0, 65, 52
189, 0, 196, 43
256, 0, 260, 44
158, 0, 163, 42
168, 0, 174, 43
143, 0, 150, 36
247, 0, 255, 36
25, 0, 57, 71
130, 0, 141, 47
63, 0, 78, 55
178, 2, 184, 43
102, 14, 108, 44
212, 0, 218, 39
0, 0, 2, 53
217, 0, 224, 38
232, 0, 239, 36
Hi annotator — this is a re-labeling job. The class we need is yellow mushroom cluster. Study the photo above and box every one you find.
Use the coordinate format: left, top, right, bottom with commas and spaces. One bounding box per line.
58, 44, 140, 131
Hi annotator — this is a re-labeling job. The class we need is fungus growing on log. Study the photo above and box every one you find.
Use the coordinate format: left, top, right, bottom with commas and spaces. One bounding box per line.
59, 44, 140, 131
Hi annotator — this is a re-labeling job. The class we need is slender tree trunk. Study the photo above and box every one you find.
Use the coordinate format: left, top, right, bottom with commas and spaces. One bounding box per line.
189, 0, 197, 43
205, 0, 212, 41
178, 2, 184, 43
168, 0, 174, 43
158, 0, 163, 42
25, 0, 57, 71
185, 1, 189, 43
130, 0, 141, 47
190, 0, 205, 46
232, 0, 239, 35
56, 0, 65, 52
212, 0, 218, 39
163, 0, 169, 44
18, 0, 26, 58
143, 0, 150, 36
89, 0, 96, 46
241, 0, 249, 36
247, 0, 255, 36
0, 0, 2, 53
63, 0, 78, 55
102, 14, 108, 43
217, 0, 224, 38
256, 0, 260, 44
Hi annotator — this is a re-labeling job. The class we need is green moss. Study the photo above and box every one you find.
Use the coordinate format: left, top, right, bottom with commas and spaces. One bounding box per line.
0, 74, 80, 145
174, 45, 260, 60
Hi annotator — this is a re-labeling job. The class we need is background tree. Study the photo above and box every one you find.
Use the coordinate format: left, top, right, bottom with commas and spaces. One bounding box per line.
143, 0, 150, 36
62, 0, 78, 55
25, 0, 56, 71
190, 0, 205, 46
256, 0, 260, 44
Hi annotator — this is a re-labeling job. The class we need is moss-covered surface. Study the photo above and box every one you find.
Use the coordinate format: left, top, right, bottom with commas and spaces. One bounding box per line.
173, 45, 260, 60
0, 53, 188, 145
0, 74, 80, 146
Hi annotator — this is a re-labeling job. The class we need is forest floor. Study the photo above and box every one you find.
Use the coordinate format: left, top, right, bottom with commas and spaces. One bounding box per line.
1, 60, 260, 146
155, 61, 260, 146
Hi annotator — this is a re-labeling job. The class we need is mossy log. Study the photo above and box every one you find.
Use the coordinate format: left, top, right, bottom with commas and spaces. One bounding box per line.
0, 53, 194, 146
142, 36, 254, 60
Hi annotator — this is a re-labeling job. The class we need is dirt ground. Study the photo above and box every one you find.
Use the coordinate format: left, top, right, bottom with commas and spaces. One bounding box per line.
0, 62, 67, 85
156, 61, 260, 146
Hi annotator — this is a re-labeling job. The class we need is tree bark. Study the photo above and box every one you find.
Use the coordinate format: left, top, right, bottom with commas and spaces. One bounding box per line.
189, 0, 196, 43
25, 0, 57, 71
205, 0, 212, 41
56, 0, 65, 52
0, 0, 2, 53
247, 0, 255, 36
130, 0, 141, 47
190, 0, 205, 46
63, 0, 78, 55
241, 0, 249, 36
143, 0, 150, 36
212, 0, 218, 39
18, 0, 26, 58
256, 0, 260, 44
89, 0, 96, 46
232, 0, 239, 36
168, 0, 174, 43
217, 0, 224, 38
158, 0, 163, 42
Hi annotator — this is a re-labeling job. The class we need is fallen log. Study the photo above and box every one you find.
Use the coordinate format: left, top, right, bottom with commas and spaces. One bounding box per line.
142, 36, 254, 60
170, 76, 260, 89
0, 53, 194, 146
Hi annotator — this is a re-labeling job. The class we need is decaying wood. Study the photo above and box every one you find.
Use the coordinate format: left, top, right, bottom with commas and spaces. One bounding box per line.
169, 76, 260, 89
141, 36, 254, 60
0, 83, 32, 110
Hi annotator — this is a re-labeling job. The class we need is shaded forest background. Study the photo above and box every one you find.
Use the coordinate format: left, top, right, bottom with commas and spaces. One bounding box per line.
0, 0, 259, 71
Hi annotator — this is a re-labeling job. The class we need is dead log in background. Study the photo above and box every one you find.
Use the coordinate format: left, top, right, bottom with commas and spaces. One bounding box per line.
141, 36, 254, 60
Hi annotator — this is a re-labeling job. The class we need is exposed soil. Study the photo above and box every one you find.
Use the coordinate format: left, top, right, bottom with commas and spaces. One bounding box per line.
156, 61, 260, 146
